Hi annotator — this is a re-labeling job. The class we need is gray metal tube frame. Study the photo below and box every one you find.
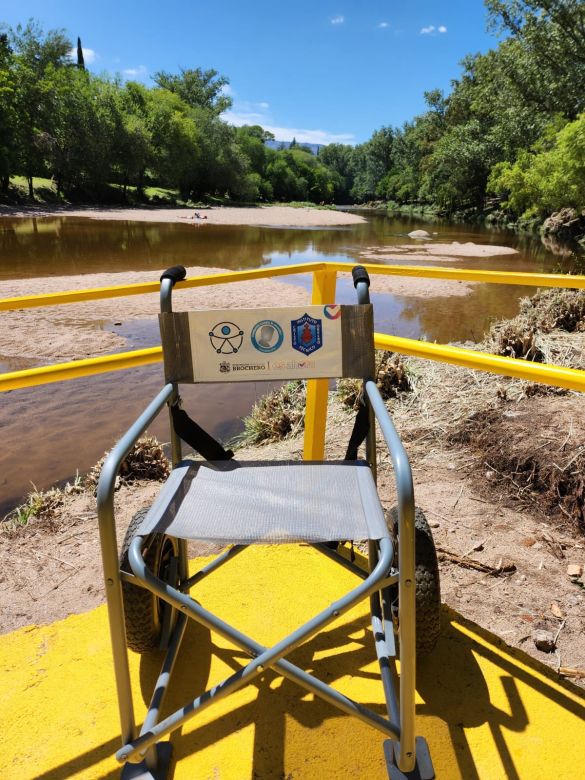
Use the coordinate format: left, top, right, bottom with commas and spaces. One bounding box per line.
97, 273, 418, 775
365, 380, 417, 773
119, 534, 397, 763
160, 278, 188, 582
96, 382, 176, 748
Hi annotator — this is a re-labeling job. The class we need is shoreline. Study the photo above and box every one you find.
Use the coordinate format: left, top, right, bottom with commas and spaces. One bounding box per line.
2, 333, 584, 682
0, 204, 366, 228
0, 266, 477, 366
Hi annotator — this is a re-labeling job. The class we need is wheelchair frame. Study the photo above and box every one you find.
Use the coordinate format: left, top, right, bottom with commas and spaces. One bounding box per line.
96, 269, 434, 779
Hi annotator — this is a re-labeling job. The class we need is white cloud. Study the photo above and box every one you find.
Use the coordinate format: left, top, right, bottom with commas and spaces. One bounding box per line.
224, 110, 353, 144
378, 21, 389, 29
68, 46, 96, 64
263, 125, 354, 145
220, 83, 234, 96
122, 65, 148, 79
420, 24, 447, 35
223, 109, 268, 126
223, 98, 354, 145
330, 15, 344, 25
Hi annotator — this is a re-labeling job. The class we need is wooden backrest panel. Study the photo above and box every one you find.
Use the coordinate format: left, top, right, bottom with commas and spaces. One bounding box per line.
159, 304, 374, 383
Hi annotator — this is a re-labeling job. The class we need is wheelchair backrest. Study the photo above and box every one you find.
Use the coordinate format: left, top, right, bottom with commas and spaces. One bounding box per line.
159, 304, 374, 383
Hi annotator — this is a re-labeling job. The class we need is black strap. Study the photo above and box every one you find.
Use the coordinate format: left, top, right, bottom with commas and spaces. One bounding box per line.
171, 405, 234, 461
344, 392, 370, 460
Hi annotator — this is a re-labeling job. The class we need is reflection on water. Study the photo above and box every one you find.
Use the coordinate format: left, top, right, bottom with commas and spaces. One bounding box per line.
0, 211, 581, 512
1, 211, 580, 282
0, 367, 282, 513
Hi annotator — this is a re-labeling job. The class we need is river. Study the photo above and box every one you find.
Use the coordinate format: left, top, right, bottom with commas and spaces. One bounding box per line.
0, 211, 580, 513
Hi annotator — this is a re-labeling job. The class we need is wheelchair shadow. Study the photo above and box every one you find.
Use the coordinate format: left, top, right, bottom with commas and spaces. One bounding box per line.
33, 606, 585, 780
136, 607, 585, 780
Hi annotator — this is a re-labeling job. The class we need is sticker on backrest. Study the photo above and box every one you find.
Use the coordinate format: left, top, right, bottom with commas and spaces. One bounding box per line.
187, 306, 343, 381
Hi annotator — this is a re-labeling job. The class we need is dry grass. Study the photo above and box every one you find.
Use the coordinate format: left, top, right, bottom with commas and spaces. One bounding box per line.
451, 401, 585, 530
239, 381, 306, 445
2, 435, 169, 534
85, 435, 169, 488
337, 351, 411, 410
383, 288, 585, 531
486, 289, 585, 362
489, 321, 544, 361
521, 288, 585, 333
2, 474, 83, 533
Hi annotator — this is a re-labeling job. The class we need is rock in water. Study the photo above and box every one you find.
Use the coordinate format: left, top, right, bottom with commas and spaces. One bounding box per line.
408, 229, 432, 239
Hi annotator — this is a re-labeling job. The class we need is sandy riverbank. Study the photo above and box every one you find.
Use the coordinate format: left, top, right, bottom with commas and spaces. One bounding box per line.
0, 264, 478, 366
360, 242, 519, 263
0, 204, 366, 227
2, 336, 584, 681
0, 266, 310, 363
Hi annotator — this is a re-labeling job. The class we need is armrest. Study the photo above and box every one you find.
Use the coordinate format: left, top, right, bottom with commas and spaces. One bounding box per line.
365, 380, 414, 512
365, 379, 416, 770
97, 383, 176, 549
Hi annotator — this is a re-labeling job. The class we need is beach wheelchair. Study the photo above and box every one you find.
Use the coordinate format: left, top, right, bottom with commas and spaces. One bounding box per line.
97, 264, 440, 779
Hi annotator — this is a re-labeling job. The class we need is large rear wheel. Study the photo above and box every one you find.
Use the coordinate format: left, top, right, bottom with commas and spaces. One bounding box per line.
387, 506, 441, 657
119, 507, 180, 653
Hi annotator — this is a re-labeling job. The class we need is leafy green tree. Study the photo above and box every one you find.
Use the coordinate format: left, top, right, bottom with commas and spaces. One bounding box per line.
489, 114, 585, 216
318, 143, 353, 202
485, 1, 585, 119
153, 67, 232, 115
266, 155, 307, 200
9, 21, 71, 197
349, 127, 394, 201
0, 33, 17, 192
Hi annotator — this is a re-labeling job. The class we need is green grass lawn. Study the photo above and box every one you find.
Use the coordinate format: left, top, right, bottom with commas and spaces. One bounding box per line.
3, 177, 337, 210
8, 176, 62, 203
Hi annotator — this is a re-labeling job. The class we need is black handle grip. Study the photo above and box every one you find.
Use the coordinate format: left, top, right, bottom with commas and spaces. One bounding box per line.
352, 265, 370, 288
160, 265, 187, 285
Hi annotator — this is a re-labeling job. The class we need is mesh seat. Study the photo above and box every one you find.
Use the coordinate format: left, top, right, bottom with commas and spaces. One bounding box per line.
138, 459, 389, 544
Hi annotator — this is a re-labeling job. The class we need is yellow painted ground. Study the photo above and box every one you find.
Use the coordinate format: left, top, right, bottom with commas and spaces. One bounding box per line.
1, 545, 584, 780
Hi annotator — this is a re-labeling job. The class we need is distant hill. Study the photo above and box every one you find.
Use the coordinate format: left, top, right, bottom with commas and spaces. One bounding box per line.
265, 139, 322, 155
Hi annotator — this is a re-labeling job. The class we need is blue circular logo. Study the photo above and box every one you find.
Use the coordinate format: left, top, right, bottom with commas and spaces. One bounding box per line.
251, 320, 284, 353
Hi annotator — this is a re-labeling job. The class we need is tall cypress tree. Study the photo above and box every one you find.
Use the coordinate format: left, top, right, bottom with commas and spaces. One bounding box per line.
76, 37, 85, 69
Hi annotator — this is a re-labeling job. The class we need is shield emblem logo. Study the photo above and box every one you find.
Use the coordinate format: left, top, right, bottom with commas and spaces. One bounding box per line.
291, 313, 323, 355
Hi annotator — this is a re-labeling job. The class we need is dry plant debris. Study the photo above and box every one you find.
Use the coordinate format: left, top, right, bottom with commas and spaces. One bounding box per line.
337, 350, 411, 410
240, 381, 306, 445
85, 435, 169, 489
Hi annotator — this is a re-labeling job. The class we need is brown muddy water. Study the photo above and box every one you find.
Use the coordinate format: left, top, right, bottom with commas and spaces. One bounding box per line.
0, 211, 581, 514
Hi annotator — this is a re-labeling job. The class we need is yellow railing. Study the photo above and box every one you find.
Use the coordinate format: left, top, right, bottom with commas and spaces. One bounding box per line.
2, 261, 585, 460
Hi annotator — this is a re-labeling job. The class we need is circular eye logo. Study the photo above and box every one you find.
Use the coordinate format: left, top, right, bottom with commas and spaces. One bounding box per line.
251, 320, 284, 353
209, 321, 244, 354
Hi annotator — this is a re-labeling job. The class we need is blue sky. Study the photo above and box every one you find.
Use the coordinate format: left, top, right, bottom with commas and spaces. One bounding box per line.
3, 1, 497, 144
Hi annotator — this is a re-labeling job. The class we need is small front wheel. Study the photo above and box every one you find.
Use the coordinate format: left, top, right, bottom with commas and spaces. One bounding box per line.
119, 507, 180, 653
387, 506, 441, 657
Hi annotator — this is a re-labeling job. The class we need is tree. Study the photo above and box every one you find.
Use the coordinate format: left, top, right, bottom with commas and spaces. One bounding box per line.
76, 37, 84, 69
349, 127, 394, 201
10, 21, 72, 197
0, 33, 17, 192
318, 143, 353, 202
489, 114, 585, 216
485, 1, 585, 118
153, 67, 232, 115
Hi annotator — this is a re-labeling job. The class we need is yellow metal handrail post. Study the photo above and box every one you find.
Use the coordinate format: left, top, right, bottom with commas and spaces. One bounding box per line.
303, 269, 337, 460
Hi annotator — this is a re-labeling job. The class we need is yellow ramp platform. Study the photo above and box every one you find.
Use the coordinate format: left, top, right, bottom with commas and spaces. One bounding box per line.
1, 545, 584, 779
